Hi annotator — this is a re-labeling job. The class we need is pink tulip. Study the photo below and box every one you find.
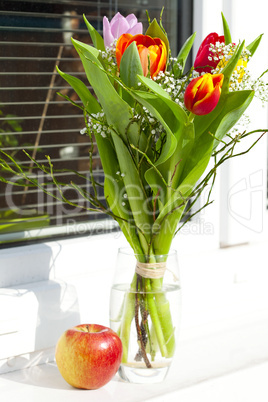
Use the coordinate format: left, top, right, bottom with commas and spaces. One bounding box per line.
103, 12, 143, 48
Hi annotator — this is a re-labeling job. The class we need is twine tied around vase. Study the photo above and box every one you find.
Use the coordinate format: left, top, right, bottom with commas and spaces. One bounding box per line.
135, 261, 167, 279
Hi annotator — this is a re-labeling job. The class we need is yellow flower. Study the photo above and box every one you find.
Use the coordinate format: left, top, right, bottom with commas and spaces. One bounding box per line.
217, 46, 248, 83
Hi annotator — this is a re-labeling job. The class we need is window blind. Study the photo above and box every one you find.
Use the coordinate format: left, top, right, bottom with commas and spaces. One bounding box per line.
0, 0, 191, 246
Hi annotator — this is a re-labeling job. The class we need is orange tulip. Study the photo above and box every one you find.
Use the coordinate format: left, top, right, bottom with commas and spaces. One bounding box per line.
116, 34, 167, 78
184, 73, 224, 116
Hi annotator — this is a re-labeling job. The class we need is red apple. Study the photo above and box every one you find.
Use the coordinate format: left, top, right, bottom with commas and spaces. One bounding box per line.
55, 324, 123, 389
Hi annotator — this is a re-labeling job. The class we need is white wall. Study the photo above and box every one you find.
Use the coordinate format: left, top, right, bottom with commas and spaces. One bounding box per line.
194, 0, 268, 246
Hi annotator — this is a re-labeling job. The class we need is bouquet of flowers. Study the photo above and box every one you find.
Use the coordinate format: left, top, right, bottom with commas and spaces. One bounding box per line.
55, 11, 267, 259
1, 9, 267, 376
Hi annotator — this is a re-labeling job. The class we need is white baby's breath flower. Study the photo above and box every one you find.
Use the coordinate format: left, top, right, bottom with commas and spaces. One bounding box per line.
80, 127, 87, 135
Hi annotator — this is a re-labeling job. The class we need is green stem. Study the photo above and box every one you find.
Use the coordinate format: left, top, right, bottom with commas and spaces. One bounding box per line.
118, 254, 176, 365
151, 279, 176, 357
145, 255, 176, 358
188, 112, 195, 122
144, 278, 168, 357
120, 274, 137, 363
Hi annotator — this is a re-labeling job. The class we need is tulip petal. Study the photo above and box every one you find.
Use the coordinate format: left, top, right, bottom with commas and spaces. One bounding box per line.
149, 50, 159, 77
109, 12, 122, 36
111, 16, 129, 39
194, 74, 214, 103
103, 12, 143, 48
103, 16, 115, 48
151, 39, 167, 76
110, 12, 124, 29
212, 73, 224, 87
125, 14, 138, 27
156, 42, 167, 76
192, 83, 222, 115
194, 45, 215, 72
116, 33, 167, 78
196, 32, 222, 59
184, 76, 202, 111
184, 73, 224, 115
116, 33, 133, 68
147, 45, 161, 77
128, 22, 143, 36
128, 34, 156, 48
194, 32, 225, 73
137, 45, 150, 77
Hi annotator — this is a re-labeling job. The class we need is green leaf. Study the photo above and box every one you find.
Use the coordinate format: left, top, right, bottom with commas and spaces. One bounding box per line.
6, 116, 22, 132
164, 121, 195, 189
95, 133, 143, 255
136, 75, 188, 132
175, 32, 196, 76
162, 93, 254, 223
221, 41, 245, 93
151, 133, 212, 255
111, 132, 153, 253
138, 75, 171, 99
136, 77, 195, 195
71, 38, 137, 142
247, 34, 263, 57
221, 13, 232, 45
180, 90, 254, 190
152, 87, 254, 254
131, 82, 190, 200
83, 14, 105, 51
146, 18, 170, 57
0, 211, 49, 235
120, 42, 143, 89
194, 89, 254, 143
56, 67, 101, 114
67, 38, 148, 253
258, 68, 268, 80
212, 90, 254, 149
131, 92, 178, 161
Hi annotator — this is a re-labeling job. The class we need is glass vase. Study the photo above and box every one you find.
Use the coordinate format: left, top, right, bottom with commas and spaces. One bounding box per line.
110, 247, 181, 384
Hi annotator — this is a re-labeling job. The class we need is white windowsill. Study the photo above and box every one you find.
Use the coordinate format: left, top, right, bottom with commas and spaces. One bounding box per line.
0, 332, 267, 402
1, 231, 268, 400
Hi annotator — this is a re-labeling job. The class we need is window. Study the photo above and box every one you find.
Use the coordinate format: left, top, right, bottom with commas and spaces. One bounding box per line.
0, 0, 192, 246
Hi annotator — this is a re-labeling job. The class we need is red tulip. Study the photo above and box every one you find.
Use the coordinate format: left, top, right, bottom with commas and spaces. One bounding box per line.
184, 73, 224, 116
194, 32, 225, 73
116, 33, 167, 78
